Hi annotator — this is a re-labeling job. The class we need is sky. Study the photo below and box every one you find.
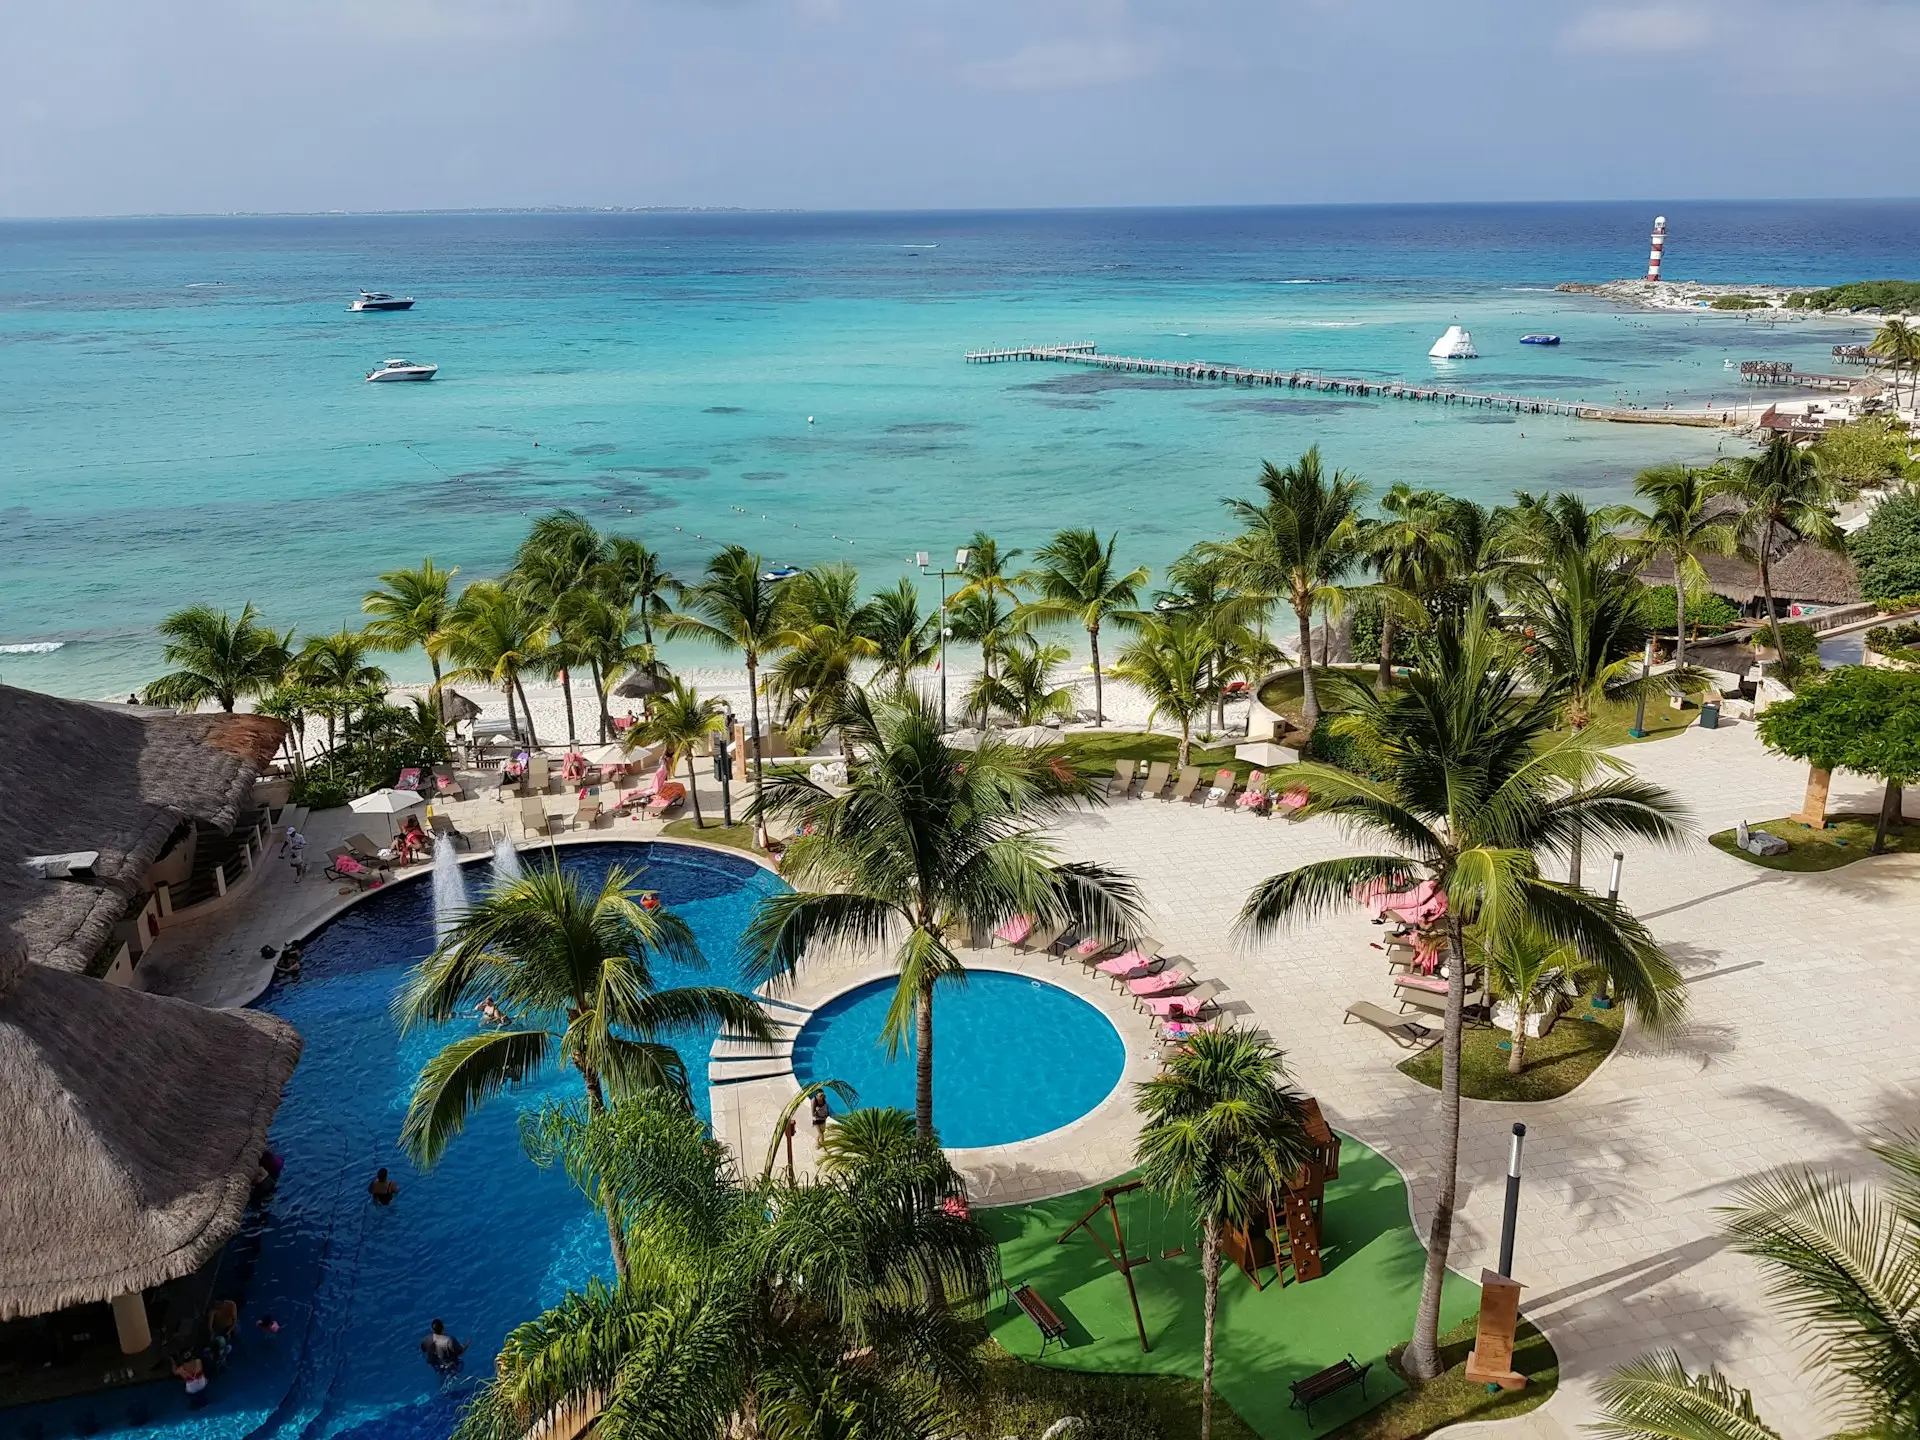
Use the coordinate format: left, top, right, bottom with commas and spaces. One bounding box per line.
4, 0, 1918, 217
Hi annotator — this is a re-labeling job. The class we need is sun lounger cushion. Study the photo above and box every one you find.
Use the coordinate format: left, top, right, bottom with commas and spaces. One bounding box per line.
1095, 949, 1152, 977
1203, 769, 1236, 806
1127, 969, 1188, 998
995, 915, 1034, 946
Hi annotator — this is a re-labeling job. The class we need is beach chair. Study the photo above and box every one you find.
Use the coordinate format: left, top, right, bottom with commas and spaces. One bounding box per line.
1159, 1018, 1219, 1043
574, 797, 604, 831
519, 799, 551, 838
1138, 761, 1171, 799
527, 754, 551, 794
429, 812, 471, 853
994, 915, 1035, 948
343, 832, 390, 862
1069, 934, 1124, 966
1141, 979, 1224, 1020
395, 767, 423, 792
324, 848, 386, 888
1108, 759, 1136, 796
1095, 947, 1161, 983
1344, 1001, 1434, 1047
431, 764, 464, 800
1202, 768, 1237, 808
1272, 785, 1310, 820
1020, 919, 1068, 955
1236, 771, 1271, 813
1127, 969, 1191, 1005
1167, 765, 1202, 802
647, 782, 687, 816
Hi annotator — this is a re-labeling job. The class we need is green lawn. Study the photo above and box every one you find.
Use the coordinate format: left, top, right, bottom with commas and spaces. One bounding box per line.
1053, 729, 1265, 783
660, 816, 763, 854
1330, 1314, 1558, 1440
981, 1140, 1500, 1440
1709, 811, 1919, 872
1398, 996, 1624, 1102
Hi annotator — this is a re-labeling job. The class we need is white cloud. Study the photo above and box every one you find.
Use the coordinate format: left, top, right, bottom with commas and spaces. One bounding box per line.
962, 37, 1153, 91
1561, 5, 1715, 53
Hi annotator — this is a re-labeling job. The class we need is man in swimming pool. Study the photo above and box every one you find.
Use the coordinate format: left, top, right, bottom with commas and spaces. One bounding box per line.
420, 1319, 468, 1373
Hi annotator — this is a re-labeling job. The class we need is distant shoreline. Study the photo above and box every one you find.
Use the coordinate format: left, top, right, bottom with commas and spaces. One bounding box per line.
1561, 277, 1887, 321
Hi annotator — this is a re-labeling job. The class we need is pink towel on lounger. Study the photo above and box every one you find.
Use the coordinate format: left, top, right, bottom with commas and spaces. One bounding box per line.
1143, 993, 1206, 1018
1128, 970, 1188, 998
1095, 949, 1150, 977
995, 915, 1033, 946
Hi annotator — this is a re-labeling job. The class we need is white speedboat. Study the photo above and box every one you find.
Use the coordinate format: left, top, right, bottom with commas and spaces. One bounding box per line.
1428, 325, 1478, 359
366, 358, 438, 382
351, 291, 415, 311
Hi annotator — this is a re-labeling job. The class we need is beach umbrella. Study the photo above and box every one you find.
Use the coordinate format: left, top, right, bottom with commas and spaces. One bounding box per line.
437, 689, 482, 726
349, 787, 427, 837
613, 667, 670, 700
1235, 740, 1299, 767
943, 727, 984, 751
1002, 725, 1065, 749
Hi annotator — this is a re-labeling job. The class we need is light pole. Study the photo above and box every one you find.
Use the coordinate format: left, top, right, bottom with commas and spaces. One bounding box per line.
1627, 637, 1653, 739
1497, 1122, 1527, 1279
917, 547, 971, 732
1592, 849, 1624, 1008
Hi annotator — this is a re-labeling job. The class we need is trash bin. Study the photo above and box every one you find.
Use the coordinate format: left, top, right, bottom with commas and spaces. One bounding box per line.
1699, 701, 1720, 730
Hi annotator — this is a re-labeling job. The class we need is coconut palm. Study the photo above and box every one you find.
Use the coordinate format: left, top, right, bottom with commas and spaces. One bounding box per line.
1593, 1133, 1920, 1440
514, 511, 609, 747
598, 536, 679, 647
1213, 447, 1368, 731
1724, 436, 1844, 662
1134, 1028, 1317, 1440
665, 546, 786, 816
962, 636, 1075, 728
1154, 546, 1275, 732
456, 1092, 994, 1440
143, 603, 292, 713
361, 559, 458, 695
744, 686, 1143, 1137
862, 578, 940, 690
953, 532, 1025, 606
947, 588, 1019, 699
293, 629, 391, 751
444, 581, 548, 749
1618, 464, 1738, 670
1478, 927, 1580, 1075
558, 591, 655, 743
1016, 528, 1149, 727
765, 563, 877, 755
634, 679, 726, 830
1868, 315, 1920, 409
1366, 485, 1460, 688
395, 862, 773, 1281
1112, 615, 1219, 766
1499, 490, 1632, 572
1237, 605, 1688, 1379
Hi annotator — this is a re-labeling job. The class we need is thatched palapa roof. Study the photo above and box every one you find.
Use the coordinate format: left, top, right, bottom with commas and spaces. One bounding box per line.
0, 935, 301, 1319
0, 685, 284, 973
1635, 497, 1860, 607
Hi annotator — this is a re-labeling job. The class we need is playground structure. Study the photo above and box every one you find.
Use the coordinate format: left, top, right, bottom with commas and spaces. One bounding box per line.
1056, 1098, 1343, 1352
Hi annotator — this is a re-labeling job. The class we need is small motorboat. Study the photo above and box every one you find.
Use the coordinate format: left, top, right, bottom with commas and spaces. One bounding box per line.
1428, 325, 1478, 359
366, 358, 438, 382
1520, 334, 1561, 346
761, 565, 802, 583
351, 291, 415, 312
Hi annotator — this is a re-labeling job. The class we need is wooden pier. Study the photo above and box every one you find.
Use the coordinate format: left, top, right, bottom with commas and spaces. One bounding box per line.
964, 343, 1734, 428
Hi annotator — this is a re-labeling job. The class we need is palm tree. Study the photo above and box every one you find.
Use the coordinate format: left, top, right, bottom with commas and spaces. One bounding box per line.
1366, 485, 1459, 688
143, 603, 292, 713
1724, 436, 1844, 662
1868, 315, 1920, 409
947, 588, 1019, 698
457, 1092, 995, 1440
514, 511, 609, 748
1213, 447, 1367, 731
293, 628, 391, 752
395, 861, 774, 1280
1155, 546, 1275, 732
765, 563, 877, 755
1498, 490, 1632, 571
962, 635, 1077, 728
558, 590, 654, 743
1593, 1133, 1920, 1439
362, 559, 458, 695
1618, 464, 1738, 671
1479, 928, 1579, 1075
953, 532, 1025, 606
665, 546, 786, 817
744, 686, 1143, 1137
1237, 606, 1688, 1379
444, 581, 548, 749
1016, 528, 1148, 727
1111, 615, 1219, 766
862, 577, 940, 690
598, 536, 679, 648
636, 679, 727, 829
1134, 1028, 1317, 1440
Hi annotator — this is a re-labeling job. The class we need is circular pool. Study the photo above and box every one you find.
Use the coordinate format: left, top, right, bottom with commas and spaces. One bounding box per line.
791, 969, 1126, 1148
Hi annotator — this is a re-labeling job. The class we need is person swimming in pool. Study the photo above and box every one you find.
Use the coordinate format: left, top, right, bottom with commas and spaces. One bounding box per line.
420, 1319, 468, 1374
368, 1168, 400, 1205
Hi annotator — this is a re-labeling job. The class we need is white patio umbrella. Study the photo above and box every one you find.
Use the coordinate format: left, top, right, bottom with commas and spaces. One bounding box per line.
1002, 725, 1065, 749
578, 742, 632, 766
943, 727, 984, 751
1235, 740, 1299, 767
348, 787, 427, 837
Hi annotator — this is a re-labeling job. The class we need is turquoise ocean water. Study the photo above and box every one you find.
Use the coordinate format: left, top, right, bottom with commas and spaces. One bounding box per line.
2, 202, 1913, 697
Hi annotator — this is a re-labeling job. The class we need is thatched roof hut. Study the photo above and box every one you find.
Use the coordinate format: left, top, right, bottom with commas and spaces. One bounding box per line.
0, 686, 284, 973
0, 934, 301, 1319
437, 687, 483, 725
1635, 497, 1861, 609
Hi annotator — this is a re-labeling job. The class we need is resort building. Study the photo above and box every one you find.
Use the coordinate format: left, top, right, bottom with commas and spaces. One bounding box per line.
0, 686, 302, 1403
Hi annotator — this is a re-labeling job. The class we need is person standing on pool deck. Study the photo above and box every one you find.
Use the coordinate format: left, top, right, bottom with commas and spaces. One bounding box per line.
420, 1319, 467, 1373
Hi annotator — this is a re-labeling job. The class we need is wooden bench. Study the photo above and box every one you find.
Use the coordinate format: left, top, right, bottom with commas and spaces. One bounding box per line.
1004, 1281, 1068, 1355
1289, 1354, 1371, 1423
1343, 1000, 1434, 1047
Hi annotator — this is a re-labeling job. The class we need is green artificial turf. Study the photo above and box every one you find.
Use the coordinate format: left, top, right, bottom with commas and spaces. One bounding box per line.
980, 1139, 1481, 1440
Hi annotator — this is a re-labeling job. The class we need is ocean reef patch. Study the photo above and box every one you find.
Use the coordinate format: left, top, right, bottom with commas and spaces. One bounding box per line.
704, 405, 745, 414
741, 471, 787, 481
569, 443, 617, 456
635, 466, 710, 481
1015, 371, 1193, 395
1201, 396, 1364, 418
885, 421, 969, 434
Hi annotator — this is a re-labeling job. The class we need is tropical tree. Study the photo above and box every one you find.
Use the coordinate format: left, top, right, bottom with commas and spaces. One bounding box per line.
765, 563, 877, 754
744, 686, 1143, 1137
665, 546, 787, 816
1724, 436, 1844, 660
293, 628, 391, 752
395, 861, 774, 1280
362, 558, 458, 695
444, 580, 549, 749
1111, 615, 1219, 766
456, 1092, 996, 1440
1478, 927, 1580, 1075
1868, 315, 1920, 409
962, 636, 1076, 728
1016, 528, 1149, 727
1155, 546, 1275, 731
1593, 1133, 1920, 1440
1237, 607, 1688, 1379
514, 511, 609, 747
634, 679, 727, 830
1498, 490, 1632, 572
947, 588, 1020, 697
558, 590, 654, 743
1366, 485, 1460, 688
952, 532, 1025, 607
1616, 464, 1738, 671
1213, 447, 1368, 731
143, 603, 292, 713
863, 577, 940, 690
1134, 1028, 1317, 1440
1758, 666, 1920, 852
598, 536, 679, 648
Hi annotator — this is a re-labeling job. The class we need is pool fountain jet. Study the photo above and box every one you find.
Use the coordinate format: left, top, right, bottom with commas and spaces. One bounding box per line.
432, 841, 471, 946
492, 834, 524, 884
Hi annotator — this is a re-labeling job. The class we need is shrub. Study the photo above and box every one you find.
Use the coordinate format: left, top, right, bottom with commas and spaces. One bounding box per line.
1811, 417, 1912, 492
1304, 715, 1385, 778
1347, 594, 1383, 663
1787, 280, 1920, 312
290, 765, 353, 810
1850, 488, 1920, 605
1775, 621, 1822, 684
1635, 585, 1741, 635
1709, 295, 1764, 310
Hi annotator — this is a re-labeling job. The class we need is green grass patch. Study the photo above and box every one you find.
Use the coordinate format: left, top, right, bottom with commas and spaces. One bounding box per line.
1326, 1314, 1558, 1440
1053, 729, 1259, 782
1708, 811, 1920, 871
1398, 997, 1624, 1102
970, 1345, 1261, 1440
1709, 294, 1764, 310
660, 817, 763, 854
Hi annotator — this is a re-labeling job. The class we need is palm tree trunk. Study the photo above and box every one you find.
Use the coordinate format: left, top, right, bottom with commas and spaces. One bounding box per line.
1179, 719, 1191, 768
559, 667, 578, 747
1406, 913, 1468, 1381
914, 981, 935, 1140
1874, 779, 1902, 854
1296, 605, 1319, 731
590, 661, 609, 743
1568, 823, 1584, 890
580, 1070, 631, 1283
1201, 1215, 1221, 1440
514, 674, 542, 750
1089, 624, 1104, 727
1673, 569, 1688, 671
505, 682, 519, 743
683, 748, 705, 828
1377, 609, 1395, 690
1757, 519, 1785, 662
1508, 1006, 1528, 1074
428, 651, 444, 697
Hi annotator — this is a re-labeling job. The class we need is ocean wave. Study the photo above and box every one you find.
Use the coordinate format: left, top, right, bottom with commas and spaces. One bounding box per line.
0, 641, 64, 654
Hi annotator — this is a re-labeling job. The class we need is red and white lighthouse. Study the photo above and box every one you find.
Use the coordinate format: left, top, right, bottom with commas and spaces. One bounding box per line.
1646, 215, 1667, 282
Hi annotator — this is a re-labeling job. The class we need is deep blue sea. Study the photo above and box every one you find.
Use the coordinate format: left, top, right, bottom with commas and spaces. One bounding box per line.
2, 201, 1912, 696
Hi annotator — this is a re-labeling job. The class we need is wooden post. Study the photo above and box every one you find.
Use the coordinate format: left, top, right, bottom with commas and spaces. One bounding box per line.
1464, 1270, 1528, 1390
111, 1291, 151, 1354
1792, 765, 1833, 828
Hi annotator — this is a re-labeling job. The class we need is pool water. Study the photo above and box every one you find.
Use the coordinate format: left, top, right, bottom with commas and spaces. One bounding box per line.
3, 843, 781, 1440
790, 970, 1126, 1148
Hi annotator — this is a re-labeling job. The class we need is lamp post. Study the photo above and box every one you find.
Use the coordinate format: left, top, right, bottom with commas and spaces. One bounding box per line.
1592, 850, 1624, 1008
917, 547, 971, 732
1497, 1122, 1527, 1279
1627, 637, 1653, 739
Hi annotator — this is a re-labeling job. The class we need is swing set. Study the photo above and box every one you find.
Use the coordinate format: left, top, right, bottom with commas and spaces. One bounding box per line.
1055, 1179, 1186, 1352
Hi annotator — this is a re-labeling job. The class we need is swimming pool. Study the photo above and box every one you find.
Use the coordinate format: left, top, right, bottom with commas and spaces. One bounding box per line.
790, 969, 1127, 1148
4, 842, 781, 1440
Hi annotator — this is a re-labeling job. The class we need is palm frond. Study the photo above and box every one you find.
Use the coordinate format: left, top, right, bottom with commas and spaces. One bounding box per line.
1591, 1351, 1783, 1440
401, 1028, 555, 1167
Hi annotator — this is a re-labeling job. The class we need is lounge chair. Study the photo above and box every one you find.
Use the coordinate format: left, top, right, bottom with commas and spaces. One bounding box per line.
1095, 948, 1160, 983
1141, 979, 1224, 1020
1272, 785, 1310, 820
1202, 768, 1237, 808
1344, 1000, 1434, 1047
1138, 761, 1171, 799
1108, 759, 1136, 797
1127, 969, 1190, 1004
1159, 1018, 1218, 1043
395, 767, 423, 792
1235, 771, 1271, 812
324, 848, 387, 888
431, 764, 464, 800
1167, 765, 1202, 802
430, 812, 471, 853
574, 798, 604, 831
1070, 934, 1124, 966
994, 915, 1035, 948
1044, 925, 1083, 961
343, 832, 390, 862
647, 782, 687, 815
527, 754, 551, 794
